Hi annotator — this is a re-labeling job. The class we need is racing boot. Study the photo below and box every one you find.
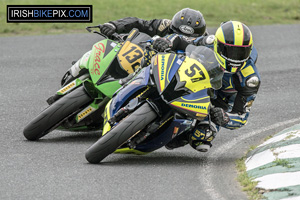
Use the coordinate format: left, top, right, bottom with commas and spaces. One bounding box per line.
189, 122, 218, 152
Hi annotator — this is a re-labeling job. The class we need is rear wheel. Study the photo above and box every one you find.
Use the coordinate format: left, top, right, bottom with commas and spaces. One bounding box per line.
23, 86, 93, 141
85, 103, 157, 164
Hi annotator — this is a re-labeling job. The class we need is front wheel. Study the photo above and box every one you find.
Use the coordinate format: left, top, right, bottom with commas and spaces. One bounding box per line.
85, 103, 157, 164
23, 86, 93, 141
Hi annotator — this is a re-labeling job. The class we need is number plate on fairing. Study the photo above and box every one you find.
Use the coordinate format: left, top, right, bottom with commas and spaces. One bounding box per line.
117, 41, 144, 74
176, 57, 211, 92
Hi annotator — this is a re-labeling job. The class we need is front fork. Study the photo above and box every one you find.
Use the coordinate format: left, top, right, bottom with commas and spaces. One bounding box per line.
47, 74, 89, 105
48, 75, 108, 130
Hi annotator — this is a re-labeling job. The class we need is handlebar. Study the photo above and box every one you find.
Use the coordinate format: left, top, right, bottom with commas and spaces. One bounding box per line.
85, 25, 124, 42
139, 38, 177, 54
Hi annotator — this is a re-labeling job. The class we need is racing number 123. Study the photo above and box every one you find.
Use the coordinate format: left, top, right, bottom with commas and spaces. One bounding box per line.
122, 46, 143, 63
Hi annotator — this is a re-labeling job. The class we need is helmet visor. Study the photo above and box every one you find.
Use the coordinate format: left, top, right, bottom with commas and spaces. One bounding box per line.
217, 40, 252, 62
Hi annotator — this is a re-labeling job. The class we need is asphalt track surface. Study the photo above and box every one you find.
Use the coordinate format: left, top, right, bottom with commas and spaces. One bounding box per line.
1, 24, 300, 200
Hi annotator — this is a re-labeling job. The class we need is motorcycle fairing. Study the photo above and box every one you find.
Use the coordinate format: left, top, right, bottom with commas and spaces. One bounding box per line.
114, 148, 148, 155
89, 40, 119, 82
117, 29, 152, 74
102, 66, 151, 135
169, 89, 211, 121
152, 53, 183, 94
117, 41, 144, 74
175, 56, 212, 93
152, 53, 212, 120
134, 119, 193, 153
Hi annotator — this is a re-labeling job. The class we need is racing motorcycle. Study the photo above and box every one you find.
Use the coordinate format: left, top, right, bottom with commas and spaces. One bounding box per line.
85, 45, 224, 163
23, 26, 153, 141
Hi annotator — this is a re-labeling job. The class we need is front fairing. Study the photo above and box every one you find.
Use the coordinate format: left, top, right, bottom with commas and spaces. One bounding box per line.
89, 40, 120, 82
110, 66, 151, 116
151, 51, 213, 121
87, 30, 152, 98
102, 66, 151, 134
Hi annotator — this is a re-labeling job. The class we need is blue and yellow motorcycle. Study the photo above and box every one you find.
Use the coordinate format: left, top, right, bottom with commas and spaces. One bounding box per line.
85, 45, 224, 163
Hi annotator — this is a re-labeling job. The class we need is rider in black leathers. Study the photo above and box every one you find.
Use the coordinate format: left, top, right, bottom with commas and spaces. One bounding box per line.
100, 8, 214, 51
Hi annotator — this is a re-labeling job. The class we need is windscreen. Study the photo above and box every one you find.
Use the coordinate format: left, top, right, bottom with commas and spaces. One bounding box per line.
185, 45, 224, 89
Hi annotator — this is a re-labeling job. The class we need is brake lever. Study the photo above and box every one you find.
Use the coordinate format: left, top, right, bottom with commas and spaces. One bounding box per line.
111, 33, 124, 42
86, 25, 108, 38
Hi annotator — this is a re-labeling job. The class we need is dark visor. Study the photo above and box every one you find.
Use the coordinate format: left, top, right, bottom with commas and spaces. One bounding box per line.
217, 40, 252, 62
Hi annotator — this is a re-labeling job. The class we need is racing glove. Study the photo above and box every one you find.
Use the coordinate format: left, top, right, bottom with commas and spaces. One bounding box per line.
153, 37, 172, 52
210, 107, 230, 126
194, 35, 215, 47
100, 23, 116, 37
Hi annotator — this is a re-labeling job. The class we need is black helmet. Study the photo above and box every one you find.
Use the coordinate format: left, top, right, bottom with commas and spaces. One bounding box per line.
170, 8, 206, 37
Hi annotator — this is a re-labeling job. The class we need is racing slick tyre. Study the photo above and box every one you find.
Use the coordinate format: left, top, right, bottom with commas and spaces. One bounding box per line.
85, 103, 157, 164
23, 86, 93, 141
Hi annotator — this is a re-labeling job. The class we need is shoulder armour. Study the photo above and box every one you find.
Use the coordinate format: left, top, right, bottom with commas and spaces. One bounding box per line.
158, 19, 171, 32
237, 61, 260, 88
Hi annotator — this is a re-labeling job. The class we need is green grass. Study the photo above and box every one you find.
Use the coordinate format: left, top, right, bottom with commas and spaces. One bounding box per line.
236, 145, 265, 200
236, 156, 265, 200
1, 0, 300, 36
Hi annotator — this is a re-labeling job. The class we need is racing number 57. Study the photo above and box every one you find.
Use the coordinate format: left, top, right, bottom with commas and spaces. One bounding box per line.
185, 64, 206, 82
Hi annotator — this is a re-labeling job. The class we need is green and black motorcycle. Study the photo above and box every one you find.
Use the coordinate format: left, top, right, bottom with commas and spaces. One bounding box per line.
23, 26, 153, 141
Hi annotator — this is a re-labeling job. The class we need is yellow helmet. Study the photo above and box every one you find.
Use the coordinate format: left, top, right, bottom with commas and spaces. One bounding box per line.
214, 21, 253, 73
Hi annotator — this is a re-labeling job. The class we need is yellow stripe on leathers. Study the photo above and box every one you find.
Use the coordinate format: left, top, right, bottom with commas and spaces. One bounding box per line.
240, 65, 255, 77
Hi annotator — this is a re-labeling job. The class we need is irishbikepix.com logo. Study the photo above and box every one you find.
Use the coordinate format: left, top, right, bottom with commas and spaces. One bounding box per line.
7, 5, 92, 23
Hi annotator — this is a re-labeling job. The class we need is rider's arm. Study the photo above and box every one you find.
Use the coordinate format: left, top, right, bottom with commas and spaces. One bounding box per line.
164, 34, 216, 51
222, 60, 261, 130
109, 17, 171, 37
164, 34, 192, 50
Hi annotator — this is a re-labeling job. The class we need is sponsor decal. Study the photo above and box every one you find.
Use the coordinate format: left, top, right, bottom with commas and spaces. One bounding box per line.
91, 42, 105, 75
77, 106, 93, 121
176, 59, 183, 65
193, 129, 206, 140
160, 55, 165, 81
179, 25, 194, 35
181, 103, 206, 110
110, 42, 117, 48
58, 82, 76, 94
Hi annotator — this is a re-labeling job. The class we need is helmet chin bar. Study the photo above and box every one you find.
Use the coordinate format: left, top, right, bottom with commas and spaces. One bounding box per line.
226, 60, 245, 73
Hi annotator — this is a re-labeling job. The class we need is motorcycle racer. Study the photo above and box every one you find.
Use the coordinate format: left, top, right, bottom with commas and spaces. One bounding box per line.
100, 12, 260, 152
165, 21, 260, 152
99, 8, 213, 50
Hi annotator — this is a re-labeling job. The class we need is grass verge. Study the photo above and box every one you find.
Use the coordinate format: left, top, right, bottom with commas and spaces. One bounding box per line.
1, 0, 300, 36
236, 145, 265, 200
